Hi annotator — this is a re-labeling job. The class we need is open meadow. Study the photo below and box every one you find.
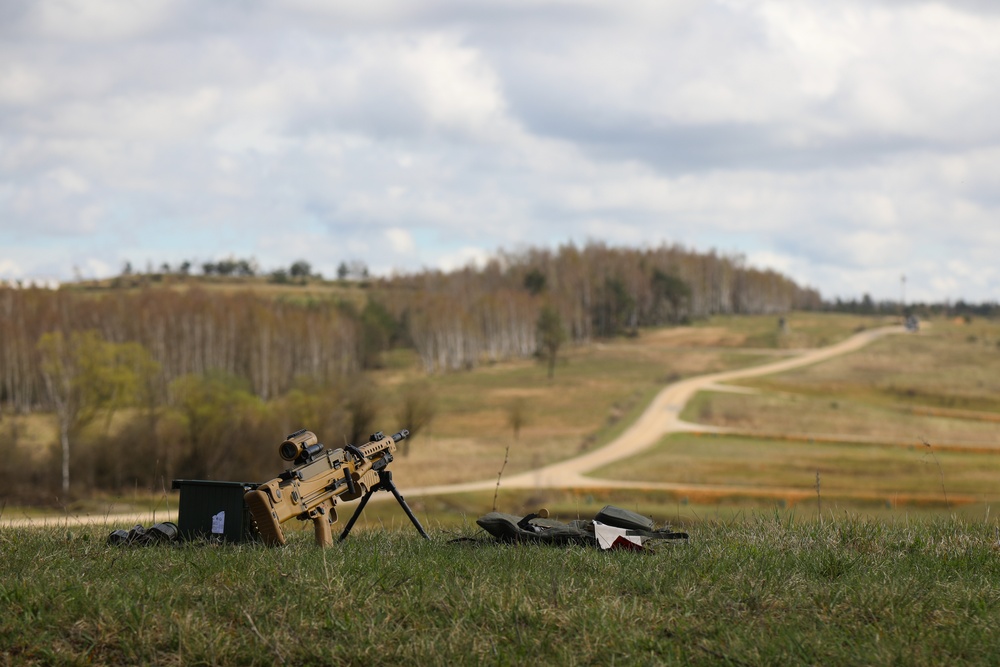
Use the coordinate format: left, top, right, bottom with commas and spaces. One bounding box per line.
593, 315, 1000, 520
5, 515, 1000, 665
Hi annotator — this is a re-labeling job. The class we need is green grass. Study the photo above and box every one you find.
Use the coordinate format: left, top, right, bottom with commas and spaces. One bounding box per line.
5, 516, 1000, 665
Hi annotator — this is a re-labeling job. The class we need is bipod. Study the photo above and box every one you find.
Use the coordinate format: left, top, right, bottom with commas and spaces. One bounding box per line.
339, 464, 430, 541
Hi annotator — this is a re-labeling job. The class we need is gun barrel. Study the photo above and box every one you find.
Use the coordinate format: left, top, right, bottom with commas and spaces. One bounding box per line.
392, 429, 410, 442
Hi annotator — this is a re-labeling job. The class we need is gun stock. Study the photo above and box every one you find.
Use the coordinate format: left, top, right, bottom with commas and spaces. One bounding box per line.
246, 429, 407, 546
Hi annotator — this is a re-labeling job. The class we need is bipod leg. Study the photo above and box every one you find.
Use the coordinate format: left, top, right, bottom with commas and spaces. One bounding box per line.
381, 470, 430, 540
338, 488, 376, 542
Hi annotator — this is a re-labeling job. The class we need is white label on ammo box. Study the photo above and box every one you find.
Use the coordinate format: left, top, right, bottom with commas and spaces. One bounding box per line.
211, 510, 225, 534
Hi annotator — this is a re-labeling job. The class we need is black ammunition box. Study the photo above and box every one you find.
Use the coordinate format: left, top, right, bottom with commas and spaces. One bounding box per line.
171, 479, 260, 543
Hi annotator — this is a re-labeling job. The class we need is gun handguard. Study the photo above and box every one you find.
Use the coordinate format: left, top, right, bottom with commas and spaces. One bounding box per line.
246, 429, 408, 546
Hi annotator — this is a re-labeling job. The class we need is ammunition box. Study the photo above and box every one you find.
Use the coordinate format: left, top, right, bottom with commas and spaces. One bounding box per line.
171, 479, 260, 543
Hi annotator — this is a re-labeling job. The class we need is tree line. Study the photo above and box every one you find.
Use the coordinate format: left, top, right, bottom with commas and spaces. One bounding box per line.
0, 288, 377, 498
376, 242, 821, 371
0, 288, 360, 413
114, 257, 369, 285
825, 294, 1000, 320
1, 241, 820, 416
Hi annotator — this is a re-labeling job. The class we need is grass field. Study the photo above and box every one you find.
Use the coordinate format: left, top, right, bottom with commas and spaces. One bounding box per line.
583, 316, 999, 518
689, 312, 898, 349
5, 516, 1000, 666
599, 433, 990, 504
71, 274, 370, 305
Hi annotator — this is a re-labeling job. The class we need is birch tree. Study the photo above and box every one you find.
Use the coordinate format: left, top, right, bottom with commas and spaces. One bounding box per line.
37, 331, 150, 495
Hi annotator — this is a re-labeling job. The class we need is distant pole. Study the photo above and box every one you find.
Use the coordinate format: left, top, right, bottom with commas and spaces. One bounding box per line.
900, 274, 906, 315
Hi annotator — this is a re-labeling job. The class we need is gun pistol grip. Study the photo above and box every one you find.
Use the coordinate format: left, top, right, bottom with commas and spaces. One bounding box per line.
313, 514, 333, 547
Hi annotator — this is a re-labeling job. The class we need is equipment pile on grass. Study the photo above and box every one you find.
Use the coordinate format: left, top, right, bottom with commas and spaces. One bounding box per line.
476, 504, 688, 551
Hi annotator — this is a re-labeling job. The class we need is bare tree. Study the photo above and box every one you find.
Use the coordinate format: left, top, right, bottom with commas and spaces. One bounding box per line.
346, 382, 380, 446
494, 398, 530, 511
536, 305, 567, 379
506, 397, 529, 442
395, 382, 436, 457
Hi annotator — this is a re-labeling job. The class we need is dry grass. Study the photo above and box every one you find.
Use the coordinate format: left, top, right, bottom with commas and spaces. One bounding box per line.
732, 318, 1000, 404
685, 317, 1000, 441
590, 316, 1000, 514
380, 332, 772, 487
683, 391, 1000, 446
69, 274, 371, 309
0, 413, 57, 462
600, 432, 997, 500
395, 314, 935, 493
690, 312, 899, 349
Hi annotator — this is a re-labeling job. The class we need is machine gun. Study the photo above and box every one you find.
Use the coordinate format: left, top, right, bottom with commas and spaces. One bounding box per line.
245, 428, 429, 546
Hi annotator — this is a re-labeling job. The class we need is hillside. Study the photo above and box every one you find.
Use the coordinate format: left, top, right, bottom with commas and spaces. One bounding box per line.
5, 244, 998, 521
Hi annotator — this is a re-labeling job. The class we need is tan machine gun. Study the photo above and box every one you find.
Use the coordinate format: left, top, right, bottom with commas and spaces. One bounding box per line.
245, 428, 429, 546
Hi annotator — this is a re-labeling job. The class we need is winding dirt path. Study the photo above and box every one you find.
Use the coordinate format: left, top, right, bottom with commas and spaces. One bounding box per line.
402, 324, 961, 504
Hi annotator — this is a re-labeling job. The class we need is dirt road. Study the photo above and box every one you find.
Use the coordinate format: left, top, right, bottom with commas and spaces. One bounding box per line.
404, 325, 910, 498
5, 324, 915, 528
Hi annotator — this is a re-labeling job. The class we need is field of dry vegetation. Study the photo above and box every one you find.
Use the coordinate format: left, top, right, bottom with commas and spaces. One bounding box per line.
594, 316, 1000, 518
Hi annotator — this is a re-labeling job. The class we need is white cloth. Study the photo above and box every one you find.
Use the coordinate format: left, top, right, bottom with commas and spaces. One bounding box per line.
593, 520, 645, 550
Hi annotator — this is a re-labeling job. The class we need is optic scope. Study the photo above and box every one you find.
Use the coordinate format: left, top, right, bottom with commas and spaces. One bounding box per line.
279, 429, 322, 462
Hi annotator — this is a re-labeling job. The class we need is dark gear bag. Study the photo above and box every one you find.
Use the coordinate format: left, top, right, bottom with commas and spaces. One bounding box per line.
476, 505, 687, 546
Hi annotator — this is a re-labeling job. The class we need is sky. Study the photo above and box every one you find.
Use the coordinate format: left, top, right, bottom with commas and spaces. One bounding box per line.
1, 1, 998, 302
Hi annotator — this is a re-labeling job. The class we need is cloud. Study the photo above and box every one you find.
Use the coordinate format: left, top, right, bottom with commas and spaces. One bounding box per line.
498, 2, 1000, 173
0, 0, 998, 301
384, 227, 416, 255
0, 258, 23, 278
436, 246, 492, 272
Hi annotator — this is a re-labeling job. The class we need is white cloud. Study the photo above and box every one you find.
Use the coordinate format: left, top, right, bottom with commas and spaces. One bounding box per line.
745, 249, 793, 275
46, 167, 89, 194
0, 64, 47, 105
1, 0, 999, 301
384, 227, 416, 255
398, 34, 507, 134
32, 0, 175, 41
80, 257, 112, 280
0, 258, 23, 278
436, 246, 493, 272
